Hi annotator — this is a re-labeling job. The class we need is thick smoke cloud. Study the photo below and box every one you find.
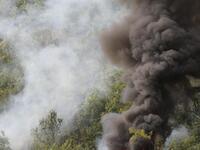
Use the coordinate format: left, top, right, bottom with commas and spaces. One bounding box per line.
101, 0, 200, 149
0, 0, 127, 149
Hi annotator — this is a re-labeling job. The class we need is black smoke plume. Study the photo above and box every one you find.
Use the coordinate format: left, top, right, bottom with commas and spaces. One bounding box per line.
100, 0, 200, 150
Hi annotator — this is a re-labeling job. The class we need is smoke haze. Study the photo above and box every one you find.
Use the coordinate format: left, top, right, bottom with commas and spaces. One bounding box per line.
0, 0, 127, 149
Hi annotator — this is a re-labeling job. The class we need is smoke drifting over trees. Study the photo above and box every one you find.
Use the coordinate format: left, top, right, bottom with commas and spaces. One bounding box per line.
0, 0, 126, 149
100, 0, 200, 149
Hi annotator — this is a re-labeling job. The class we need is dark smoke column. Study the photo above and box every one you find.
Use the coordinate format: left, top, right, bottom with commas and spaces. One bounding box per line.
100, 0, 200, 150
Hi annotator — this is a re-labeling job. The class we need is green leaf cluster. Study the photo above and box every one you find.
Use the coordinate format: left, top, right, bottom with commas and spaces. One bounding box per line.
129, 128, 152, 143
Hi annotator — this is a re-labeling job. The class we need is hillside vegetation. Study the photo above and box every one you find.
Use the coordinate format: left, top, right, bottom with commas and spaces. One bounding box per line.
31, 72, 131, 150
30, 74, 200, 150
0, 1, 199, 149
0, 39, 199, 150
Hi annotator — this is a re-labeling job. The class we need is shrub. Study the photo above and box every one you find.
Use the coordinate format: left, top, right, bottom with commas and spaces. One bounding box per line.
129, 128, 152, 143
31, 110, 63, 150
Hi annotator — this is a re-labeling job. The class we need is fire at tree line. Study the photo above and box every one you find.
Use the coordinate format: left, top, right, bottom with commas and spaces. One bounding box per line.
0, 0, 200, 150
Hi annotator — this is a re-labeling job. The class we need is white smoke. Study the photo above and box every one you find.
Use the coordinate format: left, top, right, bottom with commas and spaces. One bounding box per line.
0, 0, 127, 149
164, 125, 189, 149
97, 139, 109, 150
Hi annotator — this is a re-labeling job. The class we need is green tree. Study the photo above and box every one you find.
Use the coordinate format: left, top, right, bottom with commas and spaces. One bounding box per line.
31, 110, 63, 150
